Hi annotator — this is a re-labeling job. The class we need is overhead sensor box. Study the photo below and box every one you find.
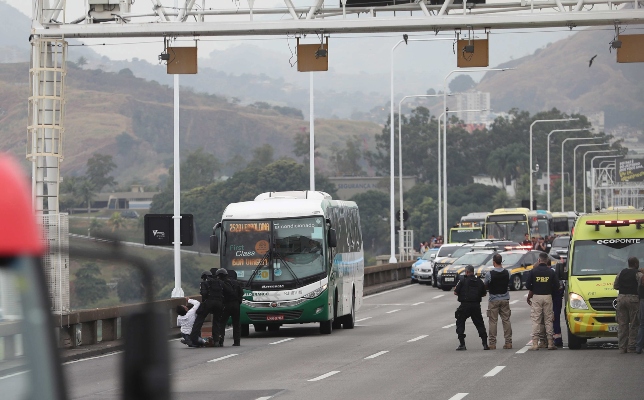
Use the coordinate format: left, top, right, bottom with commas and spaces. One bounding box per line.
343, 0, 415, 7
428, 0, 485, 4
616, 34, 644, 63
88, 0, 132, 23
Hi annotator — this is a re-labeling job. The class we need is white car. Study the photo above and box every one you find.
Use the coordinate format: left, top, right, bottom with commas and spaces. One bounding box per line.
411, 250, 436, 284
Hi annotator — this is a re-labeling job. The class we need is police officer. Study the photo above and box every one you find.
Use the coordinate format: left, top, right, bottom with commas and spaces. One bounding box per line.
484, 254, 512, 350
454, 265, 489, 351
526, 252, 559, 351
190, 270, 225, 347
215, 268, 244, 347
613, 256, 642, 354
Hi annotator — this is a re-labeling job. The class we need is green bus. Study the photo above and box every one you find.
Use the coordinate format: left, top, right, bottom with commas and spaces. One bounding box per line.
210, 191, 364, 335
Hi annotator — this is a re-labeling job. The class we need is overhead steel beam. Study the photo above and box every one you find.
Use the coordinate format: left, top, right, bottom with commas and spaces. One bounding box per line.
33, 9, 644, 38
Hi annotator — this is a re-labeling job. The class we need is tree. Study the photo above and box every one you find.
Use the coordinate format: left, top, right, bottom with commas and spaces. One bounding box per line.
449, 75, 476, 93
293, 131, 320, 165
116, 132, 138, 156
86, 153, 117, 191
329, 136, 365, 176
76, 56, 88, 67
73, 263, 108, 307
108, 212, 125, 232
179, 148, 221, 190
88, 218, 103, 236
348, 190, 390, 258
247, 144, 275, 169
77, 178, 96, 215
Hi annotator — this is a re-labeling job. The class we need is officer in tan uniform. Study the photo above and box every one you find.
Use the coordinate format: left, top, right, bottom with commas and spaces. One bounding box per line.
526, 252, 560, 350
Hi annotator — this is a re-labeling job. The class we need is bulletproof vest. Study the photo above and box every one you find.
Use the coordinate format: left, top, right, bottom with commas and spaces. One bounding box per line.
530, 265, 554, 295
222, 279, 241, 303
206, 278, 225, 302
459, 277, 483, 303
488, 269, 510, 295
618, 268, 638, 296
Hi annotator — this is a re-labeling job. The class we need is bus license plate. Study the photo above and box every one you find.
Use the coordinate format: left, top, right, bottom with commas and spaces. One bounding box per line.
608, 325, 618, 332
267, 315, 284, 321
445, 277, 454, 282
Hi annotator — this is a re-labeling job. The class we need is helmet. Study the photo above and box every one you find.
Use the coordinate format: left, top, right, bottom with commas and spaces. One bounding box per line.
215, 268, 228, 277
201, 270, 213, 279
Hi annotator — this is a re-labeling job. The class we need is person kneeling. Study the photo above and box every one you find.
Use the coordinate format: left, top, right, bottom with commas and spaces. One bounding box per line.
177, 298, 206, 348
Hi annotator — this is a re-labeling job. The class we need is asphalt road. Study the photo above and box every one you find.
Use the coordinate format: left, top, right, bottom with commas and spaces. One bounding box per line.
6, 283, 643, 400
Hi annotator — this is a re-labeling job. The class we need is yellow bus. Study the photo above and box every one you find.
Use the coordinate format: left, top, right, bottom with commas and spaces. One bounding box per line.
485, 208, 553, 242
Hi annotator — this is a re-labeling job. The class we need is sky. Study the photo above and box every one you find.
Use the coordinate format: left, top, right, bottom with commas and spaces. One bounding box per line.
10, 0, 577, 83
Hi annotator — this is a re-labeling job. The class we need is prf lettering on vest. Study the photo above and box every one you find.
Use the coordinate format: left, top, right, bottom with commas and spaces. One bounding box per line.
536, 277, 550, 282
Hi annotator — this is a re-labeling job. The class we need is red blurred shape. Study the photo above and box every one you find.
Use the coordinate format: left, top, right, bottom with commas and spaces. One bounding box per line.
0, 154, 44, 256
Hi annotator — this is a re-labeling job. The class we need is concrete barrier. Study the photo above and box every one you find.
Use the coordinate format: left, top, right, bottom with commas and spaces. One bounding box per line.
46, 260, 412, 349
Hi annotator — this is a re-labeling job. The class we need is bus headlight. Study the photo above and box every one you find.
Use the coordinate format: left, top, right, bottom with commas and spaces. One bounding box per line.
569, 292, 589, 310
303, 284, 328, 299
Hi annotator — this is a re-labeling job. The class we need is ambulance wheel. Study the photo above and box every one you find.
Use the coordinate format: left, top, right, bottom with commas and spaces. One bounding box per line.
510, 275, 522, 291
567, 326, 586, 350
241, 324, 250, 337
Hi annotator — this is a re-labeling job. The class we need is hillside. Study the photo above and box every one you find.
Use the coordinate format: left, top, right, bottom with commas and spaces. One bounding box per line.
477, 28, 644, 128
0, 63, 382, 185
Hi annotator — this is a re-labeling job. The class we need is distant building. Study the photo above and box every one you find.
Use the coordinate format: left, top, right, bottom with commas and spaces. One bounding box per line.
472, 174, 516, 197
455, 91, 492, 125
92, 185, 158, 210
328, 176, 416, 200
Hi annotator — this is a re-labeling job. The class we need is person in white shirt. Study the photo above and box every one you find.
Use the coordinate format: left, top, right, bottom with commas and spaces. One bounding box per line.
177, 298, 206, 347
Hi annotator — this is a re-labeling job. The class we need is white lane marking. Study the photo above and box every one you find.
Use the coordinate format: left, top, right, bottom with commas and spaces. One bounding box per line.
524, 293, 529, 297
386, 309, 401, 314
356, 317, 372, 322
364, 351, 389, 360
483, 366, 506, 377
407, 335, 429, 342
516, 346, 530, 354
371, 303, 408, 306
270, 338, 294, 345
433, 294, 445, 299
509, 300, 519, 305
256, 397, 272, 400
448, 394, 469, 400
412, 301, 425, 306
442, 323, 456, 329
364, 284, 413, 299
0, 371, 28, 380
308, 371, 341, 381
208, 354, 238, 363
63, 351, 123, 365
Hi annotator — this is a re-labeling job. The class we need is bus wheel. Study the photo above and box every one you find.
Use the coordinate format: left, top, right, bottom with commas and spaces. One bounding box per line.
510, 275, 522, 291
241, 324, 250, 337
343, 291, 356, 329
320, 319, 333, 334
567, 326, 585, 350
267, 324, 280, 332
254, 324, 267, 332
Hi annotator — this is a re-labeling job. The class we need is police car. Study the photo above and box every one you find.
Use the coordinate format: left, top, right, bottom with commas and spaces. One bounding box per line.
432, 244, 471, 287
475, 248, 559, 291
438, 249, 498, 291
411, 248, 438, 284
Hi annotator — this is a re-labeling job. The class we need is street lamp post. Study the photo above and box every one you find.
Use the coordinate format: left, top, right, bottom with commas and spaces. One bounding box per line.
573, 143, 608, 212
389, 37, 452, 263
591, 156, 618, 211
530, 118, 579, 211
583, 150, 617, 213
546, 128, 587, 211
398, 94, 443, 260
436, 108, 485, 238
561, 137, 600, 212
443, 67, 510, 236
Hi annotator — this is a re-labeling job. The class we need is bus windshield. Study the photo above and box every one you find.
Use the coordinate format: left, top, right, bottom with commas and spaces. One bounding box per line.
537, 220, 549, 237
571, 239, 644, 276
486, 222, 528, 243
450, 229, 482, 243
552, 218, 569, 233
221, 217, 326, 283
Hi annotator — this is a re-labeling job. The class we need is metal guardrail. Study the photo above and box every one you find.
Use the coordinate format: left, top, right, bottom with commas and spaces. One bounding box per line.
0, 261, 412, 353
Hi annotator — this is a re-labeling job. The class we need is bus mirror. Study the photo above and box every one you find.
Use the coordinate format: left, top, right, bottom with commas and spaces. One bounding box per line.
328, 228, 337, 248
556, 262, 566, 280
209, 234, 219, 254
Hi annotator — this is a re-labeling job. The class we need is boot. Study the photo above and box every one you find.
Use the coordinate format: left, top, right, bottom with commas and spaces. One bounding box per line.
503, 343, 512, 350
232, 341, 240, 347
482, 339, 490, 350
538, 340, 548, 349
488, 344, 497, 350
547, 338, 557, 350
529, 340, 539, 351
456, 337, 466, 351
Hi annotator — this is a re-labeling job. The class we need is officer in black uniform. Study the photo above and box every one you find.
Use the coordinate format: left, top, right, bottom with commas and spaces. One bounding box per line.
190, 270, 225, 347
215, 268, 244, 347
453, 265, 490, 351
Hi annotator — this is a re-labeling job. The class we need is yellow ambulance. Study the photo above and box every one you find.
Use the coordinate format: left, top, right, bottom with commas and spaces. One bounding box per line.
560, 208, 644, 349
